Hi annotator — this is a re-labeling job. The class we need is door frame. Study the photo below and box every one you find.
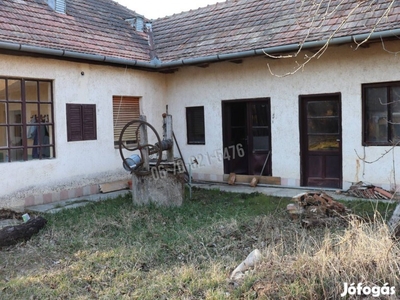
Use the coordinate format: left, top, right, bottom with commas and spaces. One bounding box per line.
222, 98, 272, 176
299, 93, 343, 188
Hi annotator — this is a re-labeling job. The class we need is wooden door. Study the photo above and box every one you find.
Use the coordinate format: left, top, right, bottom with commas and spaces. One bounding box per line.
300, 94, 342, 188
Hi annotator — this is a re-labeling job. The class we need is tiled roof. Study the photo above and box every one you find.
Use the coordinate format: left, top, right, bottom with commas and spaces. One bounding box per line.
0, 0, 399, 66
0, 0, 150, 61
152, 0, 400, 63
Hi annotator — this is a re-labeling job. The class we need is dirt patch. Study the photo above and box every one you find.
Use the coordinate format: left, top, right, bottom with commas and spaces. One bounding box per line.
0, 209, 24, 230
0, 208, 23, 220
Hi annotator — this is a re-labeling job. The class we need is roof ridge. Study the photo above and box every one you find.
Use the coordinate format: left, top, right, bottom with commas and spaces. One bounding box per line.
152, 0, 232, 21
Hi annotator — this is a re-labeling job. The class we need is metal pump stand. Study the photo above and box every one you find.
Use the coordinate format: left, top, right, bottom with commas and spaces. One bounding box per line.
118, 113, 185, 207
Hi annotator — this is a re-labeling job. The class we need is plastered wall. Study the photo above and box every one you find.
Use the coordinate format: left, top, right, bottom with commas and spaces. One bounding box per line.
0, 55, 166, 208
3, 40, 400, 209
165, 41, 400, 191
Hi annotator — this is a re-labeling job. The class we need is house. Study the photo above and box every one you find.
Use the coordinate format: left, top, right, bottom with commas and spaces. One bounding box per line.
1, 0, 400, 209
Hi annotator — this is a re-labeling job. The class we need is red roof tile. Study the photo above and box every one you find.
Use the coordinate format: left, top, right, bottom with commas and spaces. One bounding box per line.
0, 0, 150, 61
0, 0, 399, 66
152, 0, 400, 63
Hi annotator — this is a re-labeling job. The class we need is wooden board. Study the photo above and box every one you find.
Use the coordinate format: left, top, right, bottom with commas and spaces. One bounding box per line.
99, 180, 129, 193
223, 174, 281, 185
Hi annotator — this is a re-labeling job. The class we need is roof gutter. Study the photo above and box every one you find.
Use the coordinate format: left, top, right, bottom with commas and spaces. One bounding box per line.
0, 41, 156, 69
161, 28, 400, 69
0, 28, 399, 70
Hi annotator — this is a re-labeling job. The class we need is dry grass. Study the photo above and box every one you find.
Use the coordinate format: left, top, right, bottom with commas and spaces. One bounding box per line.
0, 188, 398, 299
246, 214, 400, 299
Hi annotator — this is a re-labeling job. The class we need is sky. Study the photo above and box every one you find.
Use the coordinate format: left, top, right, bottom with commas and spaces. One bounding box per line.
114, 0, 224, 19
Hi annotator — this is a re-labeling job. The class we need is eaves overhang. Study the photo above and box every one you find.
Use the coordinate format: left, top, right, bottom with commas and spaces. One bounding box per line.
1, 28, 400, 72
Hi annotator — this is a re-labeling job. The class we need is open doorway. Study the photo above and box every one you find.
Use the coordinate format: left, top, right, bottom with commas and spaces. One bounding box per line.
222, 98, 272, 176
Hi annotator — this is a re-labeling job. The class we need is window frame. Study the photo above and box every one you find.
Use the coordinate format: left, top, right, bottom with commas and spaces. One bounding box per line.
186, 106, 205, 145
66, 103, 97, 142
0, 77, 55, 162
362, 81, 400, 146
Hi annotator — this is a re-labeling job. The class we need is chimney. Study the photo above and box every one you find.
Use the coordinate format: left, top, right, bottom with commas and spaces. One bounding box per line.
47, 0, 66, 14
125, 16, 144, 32
145, 22, 161, 65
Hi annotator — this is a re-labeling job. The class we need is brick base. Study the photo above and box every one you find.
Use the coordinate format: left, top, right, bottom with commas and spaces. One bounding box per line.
24, 184, 100, 207
192, 173, 224, 182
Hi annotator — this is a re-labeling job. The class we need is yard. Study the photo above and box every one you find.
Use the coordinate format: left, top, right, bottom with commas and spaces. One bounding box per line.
0, 187, 399, 299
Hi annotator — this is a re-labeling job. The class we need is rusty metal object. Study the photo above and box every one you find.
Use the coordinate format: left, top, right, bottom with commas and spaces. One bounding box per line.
173, 132, 189, 176
155, 139, 173, 151
118, 119, 162, 176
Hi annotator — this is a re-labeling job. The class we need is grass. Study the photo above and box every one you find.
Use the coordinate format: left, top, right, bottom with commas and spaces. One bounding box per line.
0, 187, 398, 299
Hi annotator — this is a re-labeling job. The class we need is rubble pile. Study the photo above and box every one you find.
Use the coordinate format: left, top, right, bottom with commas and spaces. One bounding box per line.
287, 192, 347, 228
346, 181, 394, 200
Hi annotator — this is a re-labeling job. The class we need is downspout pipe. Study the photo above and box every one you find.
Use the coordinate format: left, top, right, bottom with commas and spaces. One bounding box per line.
0, 28, 399, 70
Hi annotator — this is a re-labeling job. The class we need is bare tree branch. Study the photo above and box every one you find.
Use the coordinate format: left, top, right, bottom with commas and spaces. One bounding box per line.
353, 0, 395, 49
354, 140, 400, 164
381, 36, 400, 56
266, 0, 396, 77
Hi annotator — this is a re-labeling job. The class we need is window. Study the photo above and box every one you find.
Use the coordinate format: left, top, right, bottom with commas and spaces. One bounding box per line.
363, 82, 400, 146
0, 78, 54, 162
186, 106, 205, 144
113, 96, 140, 147
66, 104, 97, 141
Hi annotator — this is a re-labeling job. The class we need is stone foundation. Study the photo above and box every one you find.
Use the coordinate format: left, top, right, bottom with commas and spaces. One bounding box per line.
131, 173, 184, 207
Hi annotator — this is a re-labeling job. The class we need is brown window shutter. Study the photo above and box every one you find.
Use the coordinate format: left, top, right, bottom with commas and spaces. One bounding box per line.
66, 104, 83, 141
66, 104, 97, 142
82, 104, 97, 140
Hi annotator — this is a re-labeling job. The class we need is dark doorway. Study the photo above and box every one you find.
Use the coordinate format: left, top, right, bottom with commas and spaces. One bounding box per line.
222, 99, 272, 176
300, 94, 342, 188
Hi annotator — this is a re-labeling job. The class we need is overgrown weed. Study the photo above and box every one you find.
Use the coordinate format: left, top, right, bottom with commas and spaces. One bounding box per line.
0, 189, 398, 299
247, 212, 400, 299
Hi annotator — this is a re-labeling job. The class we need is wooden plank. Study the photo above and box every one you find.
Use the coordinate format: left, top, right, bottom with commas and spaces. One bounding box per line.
258, 176, 281, 185
99, 180, 129, 193
223, 174, 281, 185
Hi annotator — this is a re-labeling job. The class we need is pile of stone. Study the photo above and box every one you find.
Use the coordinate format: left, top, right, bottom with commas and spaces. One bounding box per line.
287, 192, 347, 228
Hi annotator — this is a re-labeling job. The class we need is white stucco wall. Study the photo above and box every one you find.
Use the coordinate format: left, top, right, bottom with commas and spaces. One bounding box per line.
2, 40, 400, 209
0, 54, 166, 208
165, 41, 400, 191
